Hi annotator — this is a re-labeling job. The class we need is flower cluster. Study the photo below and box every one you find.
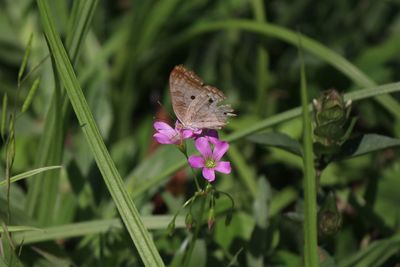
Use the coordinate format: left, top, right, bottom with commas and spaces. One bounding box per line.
153, 121, 231, 182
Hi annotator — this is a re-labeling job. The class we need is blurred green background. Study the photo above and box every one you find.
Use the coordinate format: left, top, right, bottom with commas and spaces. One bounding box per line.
1, 0, 400, 266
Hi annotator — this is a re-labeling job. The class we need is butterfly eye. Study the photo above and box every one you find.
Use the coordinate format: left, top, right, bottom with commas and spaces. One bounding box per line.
209, 98, 214, 103
191, 95, 195, 100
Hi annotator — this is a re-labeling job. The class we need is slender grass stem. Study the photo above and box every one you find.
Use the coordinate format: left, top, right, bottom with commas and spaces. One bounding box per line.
299, 36, 318, 266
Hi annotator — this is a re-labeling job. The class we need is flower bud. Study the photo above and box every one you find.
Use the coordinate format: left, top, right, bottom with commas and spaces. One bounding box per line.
313, 89, 355, 147
318, 193, 342, 236
185, 213, 193, 230
167, 220, 175, 236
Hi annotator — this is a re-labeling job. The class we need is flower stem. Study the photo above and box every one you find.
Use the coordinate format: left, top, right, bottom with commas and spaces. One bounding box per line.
190, 167, 201, 192
178, 144, 202, 191
182, 195, 206, 267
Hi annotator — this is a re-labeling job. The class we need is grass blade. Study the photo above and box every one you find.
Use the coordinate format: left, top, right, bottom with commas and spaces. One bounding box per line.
36, 1, 164, 265
0, 226, 41, 233
1, 93, 7, 140
26, 0, 98, 225
0, 166, 62, 186
178, 19, 400, 118
17, 33, 33, 85
133, 81, 400, 201
251, 0, 271, 116
21, 78, 40, 113
12, 216, 185, 245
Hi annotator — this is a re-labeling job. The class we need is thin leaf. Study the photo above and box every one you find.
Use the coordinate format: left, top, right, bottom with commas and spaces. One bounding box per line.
1, 223, 24, 267
31, 247, 72, 267
21, 78, 40, 113
335, 134, 400, 160
12, 216, 185, 245
17, 33, 33, 85
1, 93, 7, 140
228, 81, 400, 142
178, 19, 400, 118
140, 82, 400, 203
0, 226, 42, 233
227, 145, 258, 198
338, 235, 400, 267
36, 1, 164, 265
0, 166, 62, 186
27, 0, 98, 225
251, 0, 270, 116
248, 132, 303, 156
66, 0, 98, 63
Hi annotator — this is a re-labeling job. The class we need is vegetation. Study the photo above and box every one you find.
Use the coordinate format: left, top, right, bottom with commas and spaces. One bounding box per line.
1, 0, 400, 266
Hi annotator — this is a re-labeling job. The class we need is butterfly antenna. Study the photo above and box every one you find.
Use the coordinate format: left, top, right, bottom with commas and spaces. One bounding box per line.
156, 100, 175, 122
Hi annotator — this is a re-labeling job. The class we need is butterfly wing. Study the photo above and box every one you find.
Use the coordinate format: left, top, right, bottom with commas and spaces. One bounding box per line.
169, 65, 235, 129
169, 65, 206, 125
185, 86, 235, 129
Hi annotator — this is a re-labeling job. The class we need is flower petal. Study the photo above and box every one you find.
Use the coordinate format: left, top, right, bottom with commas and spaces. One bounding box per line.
154, 121, 174, 132
207, 136, 220, 145
188, 155, 205, 168
154, 121, 179, 141
153, 133, 174, 144
212, 140, 229, 161
195, 137, 212, 158
215, 161, 231, 174
202, 168, 215, 182
193, 128, 202, 135
181, 129, 195, 139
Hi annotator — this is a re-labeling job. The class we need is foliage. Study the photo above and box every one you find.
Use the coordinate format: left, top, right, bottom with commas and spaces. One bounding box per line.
0, 0, 400, 266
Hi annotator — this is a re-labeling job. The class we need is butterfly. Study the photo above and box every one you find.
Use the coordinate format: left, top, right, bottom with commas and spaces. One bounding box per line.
169, 65, 235, 130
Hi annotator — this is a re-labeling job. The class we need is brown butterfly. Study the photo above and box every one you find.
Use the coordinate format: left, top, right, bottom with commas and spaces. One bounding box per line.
169, 65, 235, 130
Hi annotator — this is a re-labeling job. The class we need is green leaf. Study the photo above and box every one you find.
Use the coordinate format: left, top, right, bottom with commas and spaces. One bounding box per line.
0, 225, 41, 233
227, 81, 400, 142
21, 77, 40, 113
142, 82, 400, 202
0, 166, 62, 186
36, 1, 164, 265
31, 247, 72, 267
1, 93, 7, 140
248, 132, 303, 156
1, 223, 24, 267
338, 235, 400, 267
227, 144, 258, 198
12, 216, 184, 245
26, 0, 98, 225
335, 134, 400, 160
269, 187, 298, 217
373, 162, 400, 227
179, 19, 400, 118
65, 0, 98, 62
17, 33, 33, 85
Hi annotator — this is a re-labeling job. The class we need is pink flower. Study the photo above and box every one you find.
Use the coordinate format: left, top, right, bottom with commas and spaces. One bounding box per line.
153, 121, 196, 144
188, 137, 231, 182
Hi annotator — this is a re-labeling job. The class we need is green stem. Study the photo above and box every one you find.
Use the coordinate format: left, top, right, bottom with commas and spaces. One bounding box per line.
182, 196, 207, 267
299, 36, 318, 266
216, 190, 235, 210
179, 143, 202, 191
